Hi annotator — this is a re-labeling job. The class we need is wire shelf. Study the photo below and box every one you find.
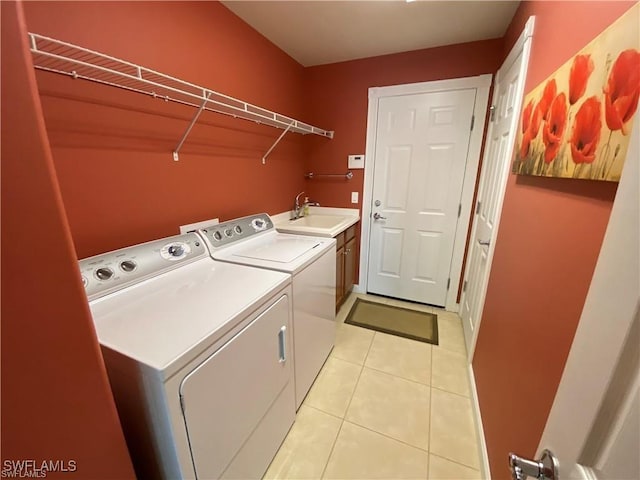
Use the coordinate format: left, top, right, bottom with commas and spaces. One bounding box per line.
28, 33, 334, 161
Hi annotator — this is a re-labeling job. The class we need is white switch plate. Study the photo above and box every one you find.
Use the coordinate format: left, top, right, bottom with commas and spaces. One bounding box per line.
348, 154, 365, 169
351, 192, 359, 204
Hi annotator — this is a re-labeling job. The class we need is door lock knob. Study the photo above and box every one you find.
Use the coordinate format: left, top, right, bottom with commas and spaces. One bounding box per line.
508, 449, 558, 480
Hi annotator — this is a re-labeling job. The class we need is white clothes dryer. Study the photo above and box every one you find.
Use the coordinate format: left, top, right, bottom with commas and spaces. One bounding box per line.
79, 232, 294, 479
197, 214, 337, 409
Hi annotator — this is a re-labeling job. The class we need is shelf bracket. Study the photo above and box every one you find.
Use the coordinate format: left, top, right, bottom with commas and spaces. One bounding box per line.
262, 121, 294, 165
172, 91, 212, 161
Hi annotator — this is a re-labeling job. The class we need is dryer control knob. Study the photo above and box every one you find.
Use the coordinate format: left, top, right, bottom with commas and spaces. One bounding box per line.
168, 245, 184, 257
95, 267, 114, 281
120, 260, 137, 272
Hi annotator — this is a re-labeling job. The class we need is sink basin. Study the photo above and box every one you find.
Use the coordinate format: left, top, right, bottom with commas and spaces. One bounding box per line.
275, 213, 359, 237
288, 215, 347, 229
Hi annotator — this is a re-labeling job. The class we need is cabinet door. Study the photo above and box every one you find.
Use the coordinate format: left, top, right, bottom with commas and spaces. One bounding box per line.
336, 246, 345, 307
344, 236, 356, 297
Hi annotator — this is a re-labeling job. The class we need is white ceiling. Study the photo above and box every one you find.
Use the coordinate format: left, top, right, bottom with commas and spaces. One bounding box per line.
221, 1, 521, 67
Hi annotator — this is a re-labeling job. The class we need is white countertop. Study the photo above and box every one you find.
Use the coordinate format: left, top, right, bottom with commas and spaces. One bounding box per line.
272, 207, 360, 238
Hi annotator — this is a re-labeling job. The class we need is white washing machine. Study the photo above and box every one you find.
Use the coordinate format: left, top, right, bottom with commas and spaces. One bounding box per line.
197, 214, 336, 409
79, 232, 295, 479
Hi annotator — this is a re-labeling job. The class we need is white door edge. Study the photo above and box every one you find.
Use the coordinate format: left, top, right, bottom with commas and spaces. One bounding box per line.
360, 74, 492, 311
468, 362, 492, 479
463, 17, 535, 359
536, 123, 639, 477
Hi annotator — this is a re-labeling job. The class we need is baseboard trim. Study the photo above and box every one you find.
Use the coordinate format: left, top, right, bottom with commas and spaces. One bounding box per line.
468, 362, 491, 479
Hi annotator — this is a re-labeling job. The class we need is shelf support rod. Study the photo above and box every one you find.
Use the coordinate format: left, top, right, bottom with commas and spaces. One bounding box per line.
173, 91, 211, 161
262, 121, 294, 165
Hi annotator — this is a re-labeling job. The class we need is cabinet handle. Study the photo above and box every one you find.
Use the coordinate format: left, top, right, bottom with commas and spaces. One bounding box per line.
278, 326, 287, 363
343, 249, 351, 255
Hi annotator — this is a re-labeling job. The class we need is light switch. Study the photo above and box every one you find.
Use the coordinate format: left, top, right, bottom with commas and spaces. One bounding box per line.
351, 192, 359, 204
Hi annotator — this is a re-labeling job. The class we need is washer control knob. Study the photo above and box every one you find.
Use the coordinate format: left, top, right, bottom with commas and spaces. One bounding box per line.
213, 231, 222, 241
95, 267, 114, 281
161, 242, 190, 261
120, 260, 137, 272
224, 228, 234, 237
252, 218, 266, 231
234, 225, 243, 235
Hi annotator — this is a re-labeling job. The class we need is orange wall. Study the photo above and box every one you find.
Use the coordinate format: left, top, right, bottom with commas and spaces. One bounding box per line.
304, 40, 503, 283
1, 1, 135, 478
23, 1, 315, 258
472, 2, 635, 478
304, 39, 503, 209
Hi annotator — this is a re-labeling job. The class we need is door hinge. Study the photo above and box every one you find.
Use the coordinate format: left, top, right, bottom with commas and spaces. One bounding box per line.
457, 204, 462, 218
475, 200, 481, 215
470, 114, 475, 131
463, 280, 468, 293
446, 278, 451, 290
490, 105, 496, 122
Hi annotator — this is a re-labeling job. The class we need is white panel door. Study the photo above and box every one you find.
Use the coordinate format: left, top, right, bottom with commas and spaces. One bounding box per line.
460, 22, 533, 357
511, 126, 638, 480
367, 89, 476, 306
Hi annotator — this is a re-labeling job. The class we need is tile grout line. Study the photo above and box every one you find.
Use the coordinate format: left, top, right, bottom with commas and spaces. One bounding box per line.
362, 365, 431, 387
319, 329, 373, 480
431, 384, 473, 400
303, 403, 346, 422
428, 452, 483, 473
319, 417, 344, 480
340, 418, 431, 454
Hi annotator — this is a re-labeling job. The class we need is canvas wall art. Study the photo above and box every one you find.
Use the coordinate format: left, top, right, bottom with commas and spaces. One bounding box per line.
513, 4, 639, 182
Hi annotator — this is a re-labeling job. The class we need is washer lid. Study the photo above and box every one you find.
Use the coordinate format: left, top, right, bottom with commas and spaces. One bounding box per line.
210, 231, 336, 273
232, 237, 321, 263
89, 258, 290, 377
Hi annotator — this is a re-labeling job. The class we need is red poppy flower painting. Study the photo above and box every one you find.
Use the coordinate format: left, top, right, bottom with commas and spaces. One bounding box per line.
538, 79, 557, 120
570, 97, 602, 164
604, 49, 640, 134
543, 93, 568, 163
521, 100, 533, 134
519, 100, 542, 158
513, 4, 638, 182
569, 54, 594, 105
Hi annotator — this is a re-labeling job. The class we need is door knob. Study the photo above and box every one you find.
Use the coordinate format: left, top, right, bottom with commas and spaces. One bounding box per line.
373, 212, 387, 220
478, 239, 490, 246
508, 449, 558, 480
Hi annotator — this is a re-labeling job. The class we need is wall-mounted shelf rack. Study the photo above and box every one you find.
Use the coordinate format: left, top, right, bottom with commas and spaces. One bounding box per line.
28, 33, 334, 162
305, 171, 353, 180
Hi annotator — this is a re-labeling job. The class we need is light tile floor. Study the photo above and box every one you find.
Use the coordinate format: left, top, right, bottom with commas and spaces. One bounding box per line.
264, 293, 483, 480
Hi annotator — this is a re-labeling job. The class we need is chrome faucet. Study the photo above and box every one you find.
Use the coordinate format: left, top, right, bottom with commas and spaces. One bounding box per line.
293, 191, 305, 219
292, 191, 321, 219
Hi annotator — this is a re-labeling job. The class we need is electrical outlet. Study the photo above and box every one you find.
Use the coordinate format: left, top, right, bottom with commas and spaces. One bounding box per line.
351, 192, 359, 204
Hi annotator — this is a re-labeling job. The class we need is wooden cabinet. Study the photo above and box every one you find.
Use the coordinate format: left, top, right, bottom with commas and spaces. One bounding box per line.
335, 224, 358, 309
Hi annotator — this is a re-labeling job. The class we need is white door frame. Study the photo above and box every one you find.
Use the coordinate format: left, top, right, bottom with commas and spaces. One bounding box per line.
461, 17, 535, 358
358, 74, 492, 311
